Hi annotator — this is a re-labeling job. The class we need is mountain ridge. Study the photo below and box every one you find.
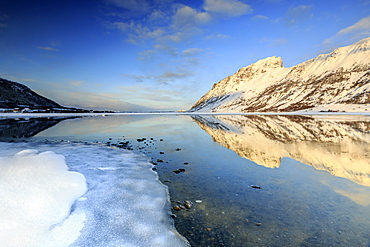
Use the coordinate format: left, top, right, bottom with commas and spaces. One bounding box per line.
0, 77, 63, 109
189, 37, 370, 113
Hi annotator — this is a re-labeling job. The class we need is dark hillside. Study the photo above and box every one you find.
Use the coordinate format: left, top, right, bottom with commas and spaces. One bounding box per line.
0, 78, 62, 109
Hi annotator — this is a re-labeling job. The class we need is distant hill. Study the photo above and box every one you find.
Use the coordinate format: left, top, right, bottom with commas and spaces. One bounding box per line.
0, 78, 62, 109
189, 37, 370, 112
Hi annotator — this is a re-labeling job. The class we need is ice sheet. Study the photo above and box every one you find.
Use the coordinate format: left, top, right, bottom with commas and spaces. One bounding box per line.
0, 142, 189, 247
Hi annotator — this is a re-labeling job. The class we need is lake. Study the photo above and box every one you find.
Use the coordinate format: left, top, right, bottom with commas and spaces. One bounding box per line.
1, 113, 370, 246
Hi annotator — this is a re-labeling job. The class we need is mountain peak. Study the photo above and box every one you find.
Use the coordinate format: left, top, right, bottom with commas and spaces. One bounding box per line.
190, 37, 370, 113
251, 56, 284, 69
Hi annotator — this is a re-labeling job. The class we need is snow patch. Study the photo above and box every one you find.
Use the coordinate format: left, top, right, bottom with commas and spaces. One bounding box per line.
0, 142, 189, 247
0, 149, 87, 247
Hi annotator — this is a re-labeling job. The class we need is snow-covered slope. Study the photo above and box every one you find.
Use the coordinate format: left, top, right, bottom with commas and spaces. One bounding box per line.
192, 114, 370, 186
190, 37, 370, 112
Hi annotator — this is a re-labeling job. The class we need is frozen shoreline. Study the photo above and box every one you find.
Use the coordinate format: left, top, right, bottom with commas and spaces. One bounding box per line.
0, 142, 190, 247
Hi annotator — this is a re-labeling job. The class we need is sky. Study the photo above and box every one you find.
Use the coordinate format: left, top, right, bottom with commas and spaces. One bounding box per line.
0, 0, 370, 111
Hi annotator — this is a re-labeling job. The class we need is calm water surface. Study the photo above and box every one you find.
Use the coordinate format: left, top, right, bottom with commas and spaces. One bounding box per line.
1, 114, 370, 247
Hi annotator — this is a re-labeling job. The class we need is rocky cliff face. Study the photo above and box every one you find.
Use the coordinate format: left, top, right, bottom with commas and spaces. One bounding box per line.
0, 78, 62, 109
191, 114, 370, 187
190, 37, 370, 112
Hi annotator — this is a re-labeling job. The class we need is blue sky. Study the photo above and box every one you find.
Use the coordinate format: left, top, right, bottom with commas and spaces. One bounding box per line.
0, 0, 369, 111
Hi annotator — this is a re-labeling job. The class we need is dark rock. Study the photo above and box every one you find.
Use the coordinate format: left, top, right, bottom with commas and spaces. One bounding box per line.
251, 185, 262, 189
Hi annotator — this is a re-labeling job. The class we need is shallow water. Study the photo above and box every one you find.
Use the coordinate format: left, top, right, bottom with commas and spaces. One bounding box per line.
2, 114, 370, 246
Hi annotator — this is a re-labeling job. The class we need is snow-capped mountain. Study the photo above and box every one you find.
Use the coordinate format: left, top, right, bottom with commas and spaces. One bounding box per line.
189, 37, 370, 112
192, 114, 370, 187
0, 78, 62, 109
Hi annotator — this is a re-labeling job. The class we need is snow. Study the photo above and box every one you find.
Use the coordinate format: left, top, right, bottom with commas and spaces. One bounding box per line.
190, 37, 370, 113
0, 142, 189, 247
296, 103, 370, 113
0, 149, 87, 247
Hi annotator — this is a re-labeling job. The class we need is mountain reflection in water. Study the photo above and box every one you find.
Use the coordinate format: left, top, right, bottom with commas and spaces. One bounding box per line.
0, 117, 76, 140
192, 114, 370, 187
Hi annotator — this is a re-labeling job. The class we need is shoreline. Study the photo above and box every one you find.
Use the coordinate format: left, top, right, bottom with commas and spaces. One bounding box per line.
1, 111, 370, 119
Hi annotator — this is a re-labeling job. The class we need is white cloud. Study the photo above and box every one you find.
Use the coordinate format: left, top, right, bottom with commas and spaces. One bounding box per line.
284, 5, 313, 26
172, 6, 211, 28
252, 15, 269, 21
138, 49, 157, 60
204, 0, 253, 17
182, 48, 203, 56
324, 16, 370, 44
111, 21, 166, 45
69, 80, 84, 87
260, 37, 288, 46
107, 0, 251, 48
122, 69, 192, 85
36, 46, 58, 51
105, 0, 151, 14
205, 33, 230, 40
338, 16, 370, 35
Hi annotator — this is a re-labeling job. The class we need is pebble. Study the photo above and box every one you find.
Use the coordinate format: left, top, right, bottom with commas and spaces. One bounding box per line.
173, 206, 181, 211
173, 169, 185, 174
184, 200, 193, 209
